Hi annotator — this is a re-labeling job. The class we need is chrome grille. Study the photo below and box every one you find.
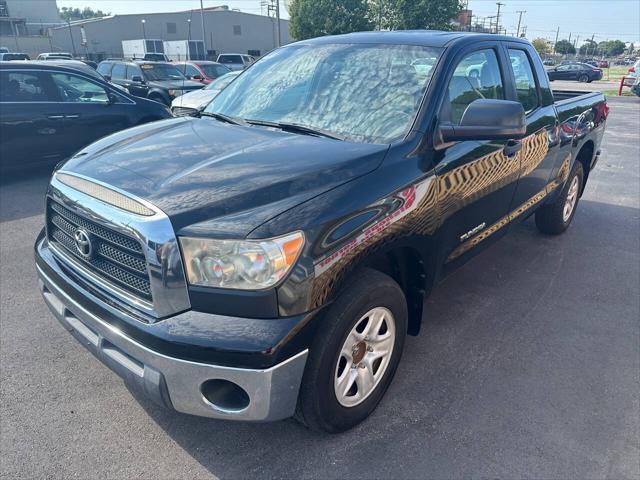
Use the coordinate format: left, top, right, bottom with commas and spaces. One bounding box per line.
46, 199, 152, 301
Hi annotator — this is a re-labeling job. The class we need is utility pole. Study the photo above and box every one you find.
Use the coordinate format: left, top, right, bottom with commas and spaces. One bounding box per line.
495, 2, 504, 34
200, 0, 207, 58
67, 19, 77, 57
553, 26, 560, 54
516, 10, 526, 37
275, 0, 281, 47
589, 33, 595, 56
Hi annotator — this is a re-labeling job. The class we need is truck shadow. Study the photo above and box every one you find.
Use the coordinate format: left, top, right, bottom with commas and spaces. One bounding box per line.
0, 166, 53, 222
128, 198, 639, 478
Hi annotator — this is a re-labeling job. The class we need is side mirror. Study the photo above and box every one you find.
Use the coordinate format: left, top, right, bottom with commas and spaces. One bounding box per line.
191, 74, 203, 80
131, 75, 144, 83
439, 99, 526, 142
103, 74, 111, 81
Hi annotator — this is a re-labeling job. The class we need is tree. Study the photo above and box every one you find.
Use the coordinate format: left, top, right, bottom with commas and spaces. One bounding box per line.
579, 39, 597, 56
370, 0, 463, 31
628, 43, 635, 55
597, 40, 626, 57
531, 38, 550, 56
554, 39, 576, 55
289, 0, 373, 40
58, 6, 109, 21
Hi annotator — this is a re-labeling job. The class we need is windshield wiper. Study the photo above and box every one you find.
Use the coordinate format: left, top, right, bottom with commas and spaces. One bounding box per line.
199, 111, 247, 126
245, 119, 346, 141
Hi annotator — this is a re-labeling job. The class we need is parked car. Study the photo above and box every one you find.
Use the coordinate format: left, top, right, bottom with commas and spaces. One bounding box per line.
628, 60, 640, 77
597, 60, 609, 68
216, 53, 255, 70
96, 60, 204, 105
0, 62, 170, 173
0, 46, 9, 53
546, 62, 603, 82
37, 52, 73, 60
35, 31, 607, 433
542, 58, 555, 66
80, 60, 98, 69
173, 61, 232, 84
171, 71, 240, 116
0, 52, 30, 61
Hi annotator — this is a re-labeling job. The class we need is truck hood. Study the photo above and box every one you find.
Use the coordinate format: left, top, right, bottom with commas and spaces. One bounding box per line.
60, 117, 389, 237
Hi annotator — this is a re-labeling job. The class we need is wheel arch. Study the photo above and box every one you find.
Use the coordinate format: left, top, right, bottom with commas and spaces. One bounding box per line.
360, 243, 432, 336
574, 139, 595, 196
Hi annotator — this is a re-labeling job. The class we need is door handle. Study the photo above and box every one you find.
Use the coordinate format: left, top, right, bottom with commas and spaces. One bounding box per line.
47, 114, 65, 120
503, 139, 522, 158
65, 114, 80, 119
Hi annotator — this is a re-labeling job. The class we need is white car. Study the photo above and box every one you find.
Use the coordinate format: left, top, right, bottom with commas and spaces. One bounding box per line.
170, 71, 240, 116
216, 53, 255, 71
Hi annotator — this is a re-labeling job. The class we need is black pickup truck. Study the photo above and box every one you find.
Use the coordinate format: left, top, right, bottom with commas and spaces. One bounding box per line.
35, 31, 608, 433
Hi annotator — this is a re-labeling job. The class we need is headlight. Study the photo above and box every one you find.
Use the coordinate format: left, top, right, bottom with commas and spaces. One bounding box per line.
168, 89, 184, 97
179, 232, 304, 290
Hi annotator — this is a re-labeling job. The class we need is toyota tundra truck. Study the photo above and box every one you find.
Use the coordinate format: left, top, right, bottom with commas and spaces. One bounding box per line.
35, 31, 608, 433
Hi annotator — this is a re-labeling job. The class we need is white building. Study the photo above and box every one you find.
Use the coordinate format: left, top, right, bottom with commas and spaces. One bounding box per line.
50, 5, 291, 61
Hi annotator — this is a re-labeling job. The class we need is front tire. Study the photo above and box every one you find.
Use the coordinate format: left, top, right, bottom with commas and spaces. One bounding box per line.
535, 162, 584, 235
295, 269, 407, 433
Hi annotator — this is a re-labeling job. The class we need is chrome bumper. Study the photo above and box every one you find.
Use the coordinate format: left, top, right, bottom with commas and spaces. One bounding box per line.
37, 264, 308, 422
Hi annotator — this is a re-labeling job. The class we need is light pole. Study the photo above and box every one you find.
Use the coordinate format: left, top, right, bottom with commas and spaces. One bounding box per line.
141, 19, 146, 40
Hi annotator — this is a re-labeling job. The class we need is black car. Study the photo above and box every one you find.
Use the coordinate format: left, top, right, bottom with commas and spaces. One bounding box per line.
546, 62, 603, 82
35, 32, 608, 433
97, 60, 203, 105
0, 62, 171, 173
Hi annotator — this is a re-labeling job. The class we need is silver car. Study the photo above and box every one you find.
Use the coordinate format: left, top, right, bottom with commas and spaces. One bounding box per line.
216, 53, 255, 71
170, 71, 240, 116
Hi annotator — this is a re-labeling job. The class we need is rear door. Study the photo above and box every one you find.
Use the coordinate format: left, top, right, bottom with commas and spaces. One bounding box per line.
434, 43, 520, 263
503, 44, 559, 222
125, 64, 149, 97
0, 69, 65, 170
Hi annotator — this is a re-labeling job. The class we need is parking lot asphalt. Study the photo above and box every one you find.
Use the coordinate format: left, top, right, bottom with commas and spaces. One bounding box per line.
1, 96, 638, 479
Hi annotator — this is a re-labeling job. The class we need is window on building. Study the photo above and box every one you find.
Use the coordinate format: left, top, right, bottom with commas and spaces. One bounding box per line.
166, 22, 176, 34
508, 49, 539, 112
441, 48, 504, 125
233, 25, 241, 35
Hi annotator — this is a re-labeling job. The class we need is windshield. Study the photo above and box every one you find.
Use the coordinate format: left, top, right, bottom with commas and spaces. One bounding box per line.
205, 43, 442, 143
205, 71, 239, 90
201, 64, 231, 78
140, 63, 186, 81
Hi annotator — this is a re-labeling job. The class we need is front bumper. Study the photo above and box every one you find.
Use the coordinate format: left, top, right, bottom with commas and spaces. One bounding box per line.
36, 238, 310, 422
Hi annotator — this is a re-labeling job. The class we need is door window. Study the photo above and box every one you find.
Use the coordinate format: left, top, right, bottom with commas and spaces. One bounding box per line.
111, 63, 126, 80
50, 73, 109, 103
125, 65, 143, 80
0, 71, 53, 102
96, 62, 112, 76
556, 65, 571, 72
508, 49, 539, 112
441, 49, 504, 125
182, 64, 201, 77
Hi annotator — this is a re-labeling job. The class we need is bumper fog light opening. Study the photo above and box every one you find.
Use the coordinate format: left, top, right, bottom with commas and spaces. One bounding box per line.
200, 379, 250, 413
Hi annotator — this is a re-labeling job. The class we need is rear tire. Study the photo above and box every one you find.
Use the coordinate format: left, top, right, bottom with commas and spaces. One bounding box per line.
295, 269, 407, 433
535, 162, 584, 235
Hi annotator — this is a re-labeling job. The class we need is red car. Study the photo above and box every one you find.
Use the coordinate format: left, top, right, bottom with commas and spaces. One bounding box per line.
174, 61, 232, 85
597, 60, 609, 68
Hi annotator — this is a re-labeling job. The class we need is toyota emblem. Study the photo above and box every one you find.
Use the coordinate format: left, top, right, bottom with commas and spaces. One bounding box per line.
73, 228, 93, 259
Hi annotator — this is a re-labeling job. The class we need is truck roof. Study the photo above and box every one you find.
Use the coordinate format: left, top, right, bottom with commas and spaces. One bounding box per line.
295, 30, 530, 49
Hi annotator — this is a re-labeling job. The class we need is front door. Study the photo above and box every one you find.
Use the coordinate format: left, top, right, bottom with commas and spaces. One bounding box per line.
434, 45, 521, 264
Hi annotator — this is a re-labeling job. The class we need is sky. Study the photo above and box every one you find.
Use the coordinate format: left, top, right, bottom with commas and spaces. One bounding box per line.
56, 0, 640, 46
